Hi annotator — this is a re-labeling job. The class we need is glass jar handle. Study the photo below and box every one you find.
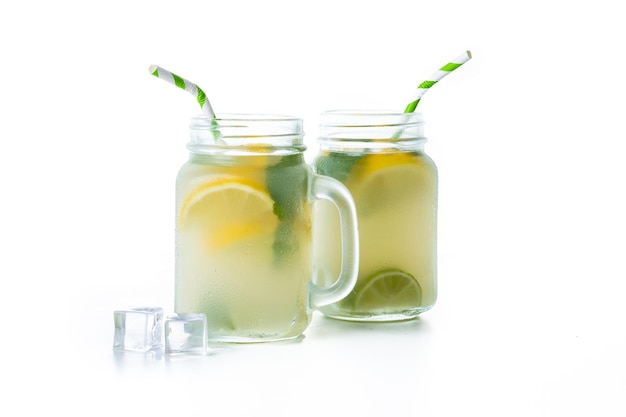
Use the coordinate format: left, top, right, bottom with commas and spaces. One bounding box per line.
309, 174, 359, 308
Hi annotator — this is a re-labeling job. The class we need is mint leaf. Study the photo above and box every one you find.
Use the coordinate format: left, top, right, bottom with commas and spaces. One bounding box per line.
314, 152, 362, 183
266, 155, 307, 265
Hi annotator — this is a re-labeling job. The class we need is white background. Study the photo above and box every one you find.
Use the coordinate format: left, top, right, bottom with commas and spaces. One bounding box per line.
1, 0, 625, 415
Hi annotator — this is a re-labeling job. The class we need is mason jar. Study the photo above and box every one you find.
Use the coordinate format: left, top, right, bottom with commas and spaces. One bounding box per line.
175, 114, 359, 342
313, 110, 437, 322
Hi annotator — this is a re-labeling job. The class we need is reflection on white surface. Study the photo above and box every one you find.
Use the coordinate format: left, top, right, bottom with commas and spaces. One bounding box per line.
104, 312, 438, 416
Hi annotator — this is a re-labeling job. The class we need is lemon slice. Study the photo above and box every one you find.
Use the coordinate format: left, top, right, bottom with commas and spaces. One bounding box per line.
348, 152, 417, 182
352, 269, 422, 312
178, 176, 278, 251
348, 164, 425, 216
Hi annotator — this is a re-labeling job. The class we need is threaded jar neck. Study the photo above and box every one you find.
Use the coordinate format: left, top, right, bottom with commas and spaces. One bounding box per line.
318, 110, 426, 153
188, 114, 306, 155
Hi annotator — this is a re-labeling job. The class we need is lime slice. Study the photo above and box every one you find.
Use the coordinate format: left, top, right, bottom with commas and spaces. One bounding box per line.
178, 176, 278, 251
352, 269, 422, 312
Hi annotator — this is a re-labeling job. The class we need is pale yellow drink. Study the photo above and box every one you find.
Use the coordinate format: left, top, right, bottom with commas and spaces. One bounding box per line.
175, 114, 359, 342
176, 153, 313, 341
313, 111, 437, 321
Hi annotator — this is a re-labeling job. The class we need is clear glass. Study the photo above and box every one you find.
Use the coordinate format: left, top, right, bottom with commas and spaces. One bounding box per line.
175, 114, 359, 342
313, 110, 437, 322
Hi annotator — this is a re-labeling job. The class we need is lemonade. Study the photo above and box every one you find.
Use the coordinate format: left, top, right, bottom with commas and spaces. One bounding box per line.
175, 114, 359, 342
313, 111, 437, 321
176, 152, 314, 341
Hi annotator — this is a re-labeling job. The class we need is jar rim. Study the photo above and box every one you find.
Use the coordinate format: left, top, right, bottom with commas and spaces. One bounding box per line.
191, 113, 302, 125
321, 109, 424, 117
317, 110, 426, 151
188, 113, 305, 155
319, 110, 424, 128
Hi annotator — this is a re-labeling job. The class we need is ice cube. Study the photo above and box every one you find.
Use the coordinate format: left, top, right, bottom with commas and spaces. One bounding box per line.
164, 313, 208, 355
113, 307, 163, 352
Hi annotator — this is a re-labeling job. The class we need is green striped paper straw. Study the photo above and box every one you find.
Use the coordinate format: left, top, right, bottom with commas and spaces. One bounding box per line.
149, 65, 215, 118
404, 51, 472, 113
